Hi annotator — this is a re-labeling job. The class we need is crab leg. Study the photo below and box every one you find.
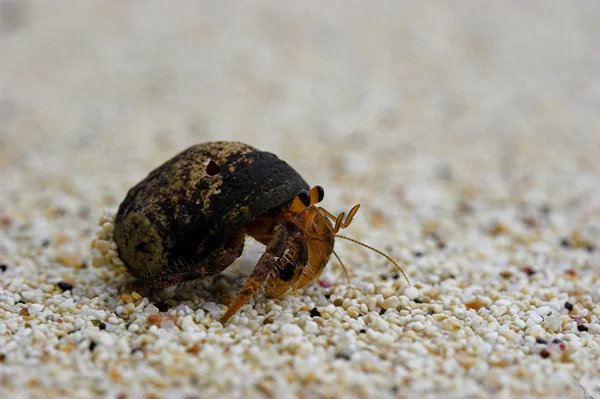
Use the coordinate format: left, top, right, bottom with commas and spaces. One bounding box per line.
221, 222, 288, 323
263, 223, 309, 298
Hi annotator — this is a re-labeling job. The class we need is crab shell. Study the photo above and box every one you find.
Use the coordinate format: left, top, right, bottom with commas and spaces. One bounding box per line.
114, 141, 316, 280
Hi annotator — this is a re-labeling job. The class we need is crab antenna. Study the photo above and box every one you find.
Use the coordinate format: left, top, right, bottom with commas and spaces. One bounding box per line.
316, 205, 361, 234
309, 236, 351, 285
335, 234, 410, 285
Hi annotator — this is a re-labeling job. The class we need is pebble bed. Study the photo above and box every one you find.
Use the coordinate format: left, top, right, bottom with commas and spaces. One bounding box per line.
1, 3, 600, 399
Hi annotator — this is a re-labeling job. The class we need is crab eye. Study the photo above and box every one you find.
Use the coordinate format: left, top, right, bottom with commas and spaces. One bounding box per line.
298, 190, 311, 207
289, 190, 312, 213
316, 186, 324, 202
309, 185, 324, 205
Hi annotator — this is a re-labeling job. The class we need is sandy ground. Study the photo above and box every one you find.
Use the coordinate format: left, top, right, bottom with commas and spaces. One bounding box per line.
1, 2, 600, 398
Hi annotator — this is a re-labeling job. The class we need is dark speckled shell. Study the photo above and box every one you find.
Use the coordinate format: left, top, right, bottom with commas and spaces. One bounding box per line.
114, 141, 309, 276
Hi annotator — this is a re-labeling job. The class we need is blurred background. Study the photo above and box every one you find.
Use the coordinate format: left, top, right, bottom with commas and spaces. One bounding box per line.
1, 1, 599, 225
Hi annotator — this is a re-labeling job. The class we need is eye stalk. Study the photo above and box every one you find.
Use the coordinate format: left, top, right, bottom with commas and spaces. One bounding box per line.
289, 186, 325, 213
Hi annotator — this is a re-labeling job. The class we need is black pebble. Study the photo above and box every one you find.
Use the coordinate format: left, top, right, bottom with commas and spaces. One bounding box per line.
536, 338, 547, 344
309, 308, 321, 318
0, 264, 7, 272
155, 302, 169, 312
89, 341, 97, 352
413, 251, 424, 257
552, 338, 562, 344
131, 347, 143, 354
57, 281, 73, 292
380, 273, 389, 281
577, 325, 588, 332
413, 298, 423, 304
359, 329, 366, 334
324, 294, 331, 300
525, 268, 537, 277
540, 204, 551, 216
390, 272, 400, 280
564, 302, 574, 311
560, 238, 570, 248
335, 350, 352, 360
99, 322, 106, 330
379, 308, 386, 315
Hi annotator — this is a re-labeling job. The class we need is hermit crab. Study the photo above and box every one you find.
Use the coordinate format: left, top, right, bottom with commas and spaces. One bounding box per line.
114, 141, 407, 323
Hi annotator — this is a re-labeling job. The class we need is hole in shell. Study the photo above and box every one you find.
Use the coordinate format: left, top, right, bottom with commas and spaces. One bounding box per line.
205, 160, 220, 176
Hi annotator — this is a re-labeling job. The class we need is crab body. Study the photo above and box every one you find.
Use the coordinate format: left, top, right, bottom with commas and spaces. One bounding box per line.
114, 141, 339, 322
